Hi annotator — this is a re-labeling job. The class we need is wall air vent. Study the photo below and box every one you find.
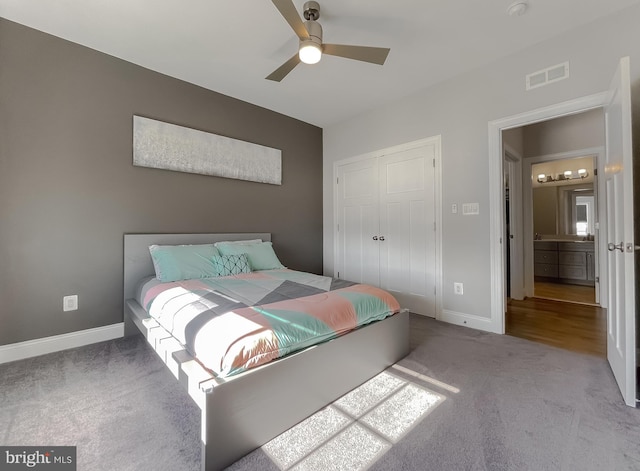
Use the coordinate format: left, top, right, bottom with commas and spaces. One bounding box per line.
526, 61, 569, 90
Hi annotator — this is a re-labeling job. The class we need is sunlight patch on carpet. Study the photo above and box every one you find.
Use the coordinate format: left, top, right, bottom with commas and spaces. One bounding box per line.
333, 371, 406, 417
263, 406, 351, 469
391, 364, 461, 393
361, 383, 443, 442
262, 367, 446, 470
292, 424, 390, 471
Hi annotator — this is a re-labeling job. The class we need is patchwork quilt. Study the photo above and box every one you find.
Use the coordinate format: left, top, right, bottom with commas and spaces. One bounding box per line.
136, 269, 401, 377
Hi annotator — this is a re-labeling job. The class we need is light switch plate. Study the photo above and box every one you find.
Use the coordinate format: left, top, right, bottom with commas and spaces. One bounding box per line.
462, 203, 479, 215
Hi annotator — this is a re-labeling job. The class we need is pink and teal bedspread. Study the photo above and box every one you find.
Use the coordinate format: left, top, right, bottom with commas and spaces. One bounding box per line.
135, 269, 401, 377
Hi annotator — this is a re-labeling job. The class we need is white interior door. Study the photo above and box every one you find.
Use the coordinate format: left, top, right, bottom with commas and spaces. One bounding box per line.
379, 144, 436, 316
336, 158, 380, 286
603, 56, 636, 407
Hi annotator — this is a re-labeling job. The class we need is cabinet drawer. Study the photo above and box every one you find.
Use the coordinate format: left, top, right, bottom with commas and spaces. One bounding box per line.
559, 251, 586, 266
535, 263, 558, 278
534, 250, 558, 264
559, 265, 587, 280
558, 242, 594, 252
534, 241, 558, 251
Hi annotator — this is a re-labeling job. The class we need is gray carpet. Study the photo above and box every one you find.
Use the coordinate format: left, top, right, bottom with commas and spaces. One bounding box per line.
2, 315, 639, 470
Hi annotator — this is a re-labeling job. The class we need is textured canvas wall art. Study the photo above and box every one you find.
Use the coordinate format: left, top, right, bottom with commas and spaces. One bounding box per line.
133, 116, 282, 185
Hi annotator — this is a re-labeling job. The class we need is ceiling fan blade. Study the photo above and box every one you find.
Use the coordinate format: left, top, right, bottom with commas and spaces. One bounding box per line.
322, 44, 390, 65
266, 53, 301, 82
271, 0, 309, 40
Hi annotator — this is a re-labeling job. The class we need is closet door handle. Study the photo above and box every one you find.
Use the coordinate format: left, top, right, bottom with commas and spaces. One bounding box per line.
379, 236, 385, 241
372, 236, 378, 241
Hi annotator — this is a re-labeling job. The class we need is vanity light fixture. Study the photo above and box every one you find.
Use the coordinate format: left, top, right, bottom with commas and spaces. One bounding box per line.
536, 169, 589, 183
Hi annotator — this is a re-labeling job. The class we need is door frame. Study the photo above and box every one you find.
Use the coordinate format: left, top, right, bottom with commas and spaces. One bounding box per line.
521, 148, 605, 303
332, 136, 443, 319
503, 145, 524, 301
488, 92, 607, 334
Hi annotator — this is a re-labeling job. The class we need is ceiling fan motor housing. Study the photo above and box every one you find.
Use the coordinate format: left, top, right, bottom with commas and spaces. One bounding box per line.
303, 19, 323, 45
303, 1, 320, 21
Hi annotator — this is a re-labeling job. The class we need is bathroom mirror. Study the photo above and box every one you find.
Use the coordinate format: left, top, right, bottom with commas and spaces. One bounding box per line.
533, 183, 594, 236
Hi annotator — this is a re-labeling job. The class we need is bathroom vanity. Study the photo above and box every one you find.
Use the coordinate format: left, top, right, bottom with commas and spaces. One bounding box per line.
534, 240, 595, 286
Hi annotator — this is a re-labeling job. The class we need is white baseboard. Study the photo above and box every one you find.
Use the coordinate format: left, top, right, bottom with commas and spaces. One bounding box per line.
439, 310, 500, 334
0, 323, 124, 365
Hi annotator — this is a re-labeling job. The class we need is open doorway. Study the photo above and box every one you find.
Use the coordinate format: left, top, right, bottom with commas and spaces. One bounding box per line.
502, 109, 606, 356
489, 57, 636, 406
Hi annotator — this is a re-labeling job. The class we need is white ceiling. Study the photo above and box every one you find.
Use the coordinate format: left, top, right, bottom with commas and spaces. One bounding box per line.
1, 0, 639, 127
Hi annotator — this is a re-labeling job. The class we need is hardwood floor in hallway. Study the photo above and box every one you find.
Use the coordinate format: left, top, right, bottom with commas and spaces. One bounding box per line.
534, 281, 597, 305
506, 296, 606, 357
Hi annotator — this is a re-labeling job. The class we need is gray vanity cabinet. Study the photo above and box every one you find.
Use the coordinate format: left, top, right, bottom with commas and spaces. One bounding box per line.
534, 241, 559, 279
534, 241, 595, 286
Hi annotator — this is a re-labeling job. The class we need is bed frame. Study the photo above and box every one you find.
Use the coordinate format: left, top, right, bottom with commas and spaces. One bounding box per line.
123, 233, 410, 470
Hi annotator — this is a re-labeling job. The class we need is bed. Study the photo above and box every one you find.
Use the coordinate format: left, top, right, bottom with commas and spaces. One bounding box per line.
123, 233, 410, 470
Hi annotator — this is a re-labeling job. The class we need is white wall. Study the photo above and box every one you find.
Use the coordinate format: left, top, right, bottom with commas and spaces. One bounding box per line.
523, 108, 604, 158
323, 3, 640, 325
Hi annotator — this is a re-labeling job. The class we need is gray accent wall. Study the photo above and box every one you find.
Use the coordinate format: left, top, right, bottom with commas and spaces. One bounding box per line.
0, 19, 322, 346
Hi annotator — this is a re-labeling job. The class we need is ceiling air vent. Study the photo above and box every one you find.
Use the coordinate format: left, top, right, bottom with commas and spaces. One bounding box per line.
526, 62, 569, 90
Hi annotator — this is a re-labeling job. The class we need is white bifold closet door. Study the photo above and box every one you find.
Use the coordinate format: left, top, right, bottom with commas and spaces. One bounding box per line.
336, 142, 436, 316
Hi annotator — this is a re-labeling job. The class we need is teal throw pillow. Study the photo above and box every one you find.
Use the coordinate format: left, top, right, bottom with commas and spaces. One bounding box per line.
149, 244, 219, 282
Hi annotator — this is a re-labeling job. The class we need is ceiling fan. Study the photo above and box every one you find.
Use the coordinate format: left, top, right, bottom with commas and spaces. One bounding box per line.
266, 0, 391, 82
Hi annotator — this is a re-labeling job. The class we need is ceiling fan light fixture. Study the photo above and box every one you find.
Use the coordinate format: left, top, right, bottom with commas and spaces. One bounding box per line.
267, 0, 389, 81
299, 40, 322, 64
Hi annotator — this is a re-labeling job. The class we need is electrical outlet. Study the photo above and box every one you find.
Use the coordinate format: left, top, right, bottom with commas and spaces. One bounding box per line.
453, 282, 464, 295
63, 295, 78, 312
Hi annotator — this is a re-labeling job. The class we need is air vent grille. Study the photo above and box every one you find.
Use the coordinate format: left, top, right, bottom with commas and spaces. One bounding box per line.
526, 62, 569, 90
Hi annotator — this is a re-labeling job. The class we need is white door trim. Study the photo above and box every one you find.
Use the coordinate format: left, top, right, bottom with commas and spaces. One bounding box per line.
488, 92, 607, 334
333, 136, 443, 319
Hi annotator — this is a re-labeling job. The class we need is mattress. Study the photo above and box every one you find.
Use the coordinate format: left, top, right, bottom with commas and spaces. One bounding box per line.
135, 269, 400, 377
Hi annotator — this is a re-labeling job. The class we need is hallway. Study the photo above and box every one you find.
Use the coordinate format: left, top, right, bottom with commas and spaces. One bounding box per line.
534, 281, 597, 305
506, 296, 606, 357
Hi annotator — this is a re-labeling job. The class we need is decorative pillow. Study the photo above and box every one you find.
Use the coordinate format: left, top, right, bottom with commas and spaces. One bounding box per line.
211, 254, 252, 277
149, 244, 219, 282
215, 241, 285, 271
